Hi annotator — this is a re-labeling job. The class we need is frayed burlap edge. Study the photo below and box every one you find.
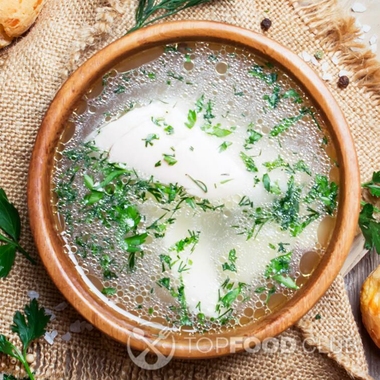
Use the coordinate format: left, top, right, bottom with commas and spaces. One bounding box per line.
291, 0, 380, 105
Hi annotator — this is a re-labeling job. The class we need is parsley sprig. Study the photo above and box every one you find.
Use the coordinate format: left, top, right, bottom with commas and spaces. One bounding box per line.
359, 171, 380, 253
0, 189, 35, 277
0, 299, 50, 380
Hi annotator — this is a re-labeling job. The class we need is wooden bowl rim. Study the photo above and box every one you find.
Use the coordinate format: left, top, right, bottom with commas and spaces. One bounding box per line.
28, 20, 361, 359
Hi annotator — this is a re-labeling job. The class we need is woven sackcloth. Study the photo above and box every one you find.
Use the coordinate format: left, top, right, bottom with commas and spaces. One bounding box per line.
0, 0, 379, 379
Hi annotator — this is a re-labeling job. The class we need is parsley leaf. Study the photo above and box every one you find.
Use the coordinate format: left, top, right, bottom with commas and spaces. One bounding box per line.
0, 188, 35, 277
0, 190, 20, 241
12, 299, 51, 355
248, 65, 277, 84
222, 248, 237, 272
163, 154, 177, 166
263, 85, 281, 108
219, 141, 232, 152
185, 109, 197, 129
142, 133, 159, 147
206, 124, 232, 138
264, 252, 298, 290
362, 171, 380, 197
0, 245, 16, 277
101, 287, 117, 296
305, 175, 338, 215
240, 152, 258, 172
244, 126, 262, 149
0, 299, 50, 380
359, 203, 380, 254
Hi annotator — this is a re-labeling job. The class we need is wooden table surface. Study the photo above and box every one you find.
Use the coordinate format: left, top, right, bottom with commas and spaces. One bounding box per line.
345, 250, 380, 378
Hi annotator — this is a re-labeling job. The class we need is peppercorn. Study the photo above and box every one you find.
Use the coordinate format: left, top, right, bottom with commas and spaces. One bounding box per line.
260, 18, 272, 32
337, 75, 349, 89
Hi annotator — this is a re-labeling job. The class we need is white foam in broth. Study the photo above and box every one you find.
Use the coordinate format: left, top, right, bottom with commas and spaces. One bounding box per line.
53, 42, 338, 333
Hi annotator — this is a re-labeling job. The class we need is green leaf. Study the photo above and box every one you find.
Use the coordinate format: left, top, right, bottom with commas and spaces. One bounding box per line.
373, 171, 380, 183
263, 85, 281, 108
0, 190, 21, 241
240, 152, 258, 172
11, 299, 50, 353
83, 174, 94, 190
142, 133, 159, 147
163, 154, 177, 166
263, 174, 271, 192
362, 171, 380, 197
185, 109, 197, 129
157, 277, 171, 290
84, 190, 104, 205
270, 112, 304, 137
282, 89, 303, 104
248, 65, 277, 84
99, 169, 127, 188
244, 127, 262, 148
264, 252, 292, 278
206, 125, 232, 138
0, 244, 16, 278
218, 141, 232, 152
359, 203, 380, 254
293, 160, 312, 176
101, 287, 117, 296
124, 233, 148, 252
0, 335, 19, 359
305, 175, 338, 215
272, 274, 299, 289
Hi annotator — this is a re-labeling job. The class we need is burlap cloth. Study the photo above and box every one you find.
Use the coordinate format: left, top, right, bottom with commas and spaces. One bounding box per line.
1, 0, 379, 379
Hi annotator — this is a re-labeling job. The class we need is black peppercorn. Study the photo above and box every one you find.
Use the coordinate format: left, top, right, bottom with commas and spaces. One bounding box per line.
337, 75, 349, 89
260, 18, 272, 32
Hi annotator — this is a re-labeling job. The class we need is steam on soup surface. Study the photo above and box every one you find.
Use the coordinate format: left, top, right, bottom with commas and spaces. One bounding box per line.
53, 42, 338, 332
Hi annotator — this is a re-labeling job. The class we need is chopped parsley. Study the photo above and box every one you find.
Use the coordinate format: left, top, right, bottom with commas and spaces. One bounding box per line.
240, 152, 258, 172
219, 141, 232, 152
163, 153, 177, 166
185, 109, 197, 129
142, 133, 159, 147
222, 249, 237, 272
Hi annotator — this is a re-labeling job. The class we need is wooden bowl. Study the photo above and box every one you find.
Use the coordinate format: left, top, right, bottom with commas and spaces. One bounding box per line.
28, 21, 360, 359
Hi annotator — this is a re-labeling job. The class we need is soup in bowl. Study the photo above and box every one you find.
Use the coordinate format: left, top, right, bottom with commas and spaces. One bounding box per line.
28, 21, 360, 359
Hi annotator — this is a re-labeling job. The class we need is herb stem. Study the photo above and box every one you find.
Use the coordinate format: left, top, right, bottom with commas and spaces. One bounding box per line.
0, 235, 36, 265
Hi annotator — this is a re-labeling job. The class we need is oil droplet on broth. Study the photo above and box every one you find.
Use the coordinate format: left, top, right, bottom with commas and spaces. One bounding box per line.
299, 251, 321, 277
52, 41, 339, 334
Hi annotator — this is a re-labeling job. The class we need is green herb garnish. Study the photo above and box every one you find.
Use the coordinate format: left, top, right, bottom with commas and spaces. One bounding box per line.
0, 188, 35, 277
0, 299, 50, 380
185, 109, 197, 129
219, 141, 232, 152
206, 124, 232, 138
359, 203, 380, 254
248, 65, 277, 84
244, 125, 262, 149
305, 175, 338, 215
101, 287, 117, 296
186, 174, 208, 193
362, 171, 380, 197
222, 248, 237, 272
129, 0, 215, 34
240, 152, 258, 172
163, 153, 177, 166
142, 133, 159, 147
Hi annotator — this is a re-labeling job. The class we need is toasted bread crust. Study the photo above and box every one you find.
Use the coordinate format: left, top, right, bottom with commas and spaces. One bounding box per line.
0, 0, 45, 47
361, 265, 380, 348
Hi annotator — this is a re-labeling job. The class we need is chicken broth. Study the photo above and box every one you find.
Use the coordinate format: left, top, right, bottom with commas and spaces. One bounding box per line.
53, 42, 338, 333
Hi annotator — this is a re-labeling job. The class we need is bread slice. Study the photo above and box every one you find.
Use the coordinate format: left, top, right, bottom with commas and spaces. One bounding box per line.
361, 265, 380, 348
0, 0, 45, 48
